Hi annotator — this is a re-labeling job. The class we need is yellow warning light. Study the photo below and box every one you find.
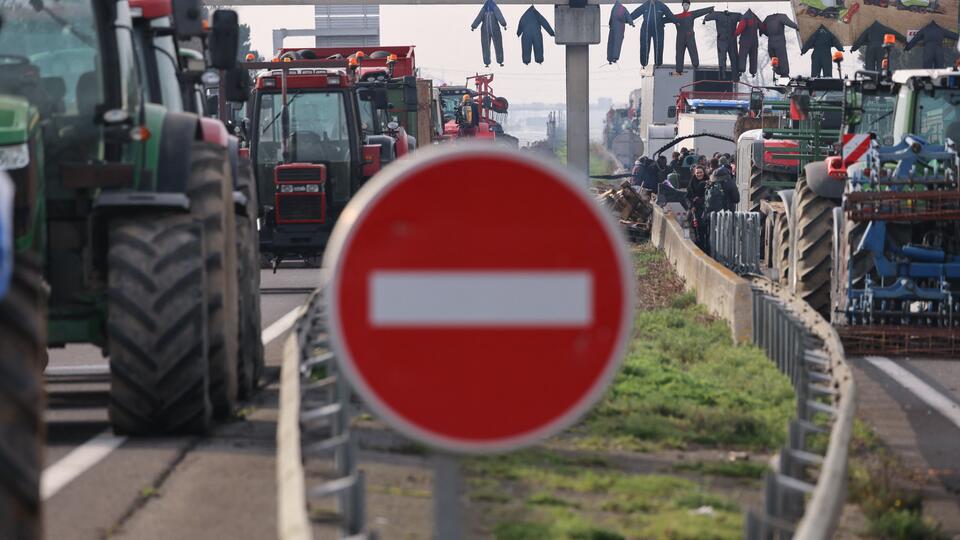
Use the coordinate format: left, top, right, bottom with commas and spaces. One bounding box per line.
883, 33, 896, 45
833, 51, 844, 62
245, 53, 256, 61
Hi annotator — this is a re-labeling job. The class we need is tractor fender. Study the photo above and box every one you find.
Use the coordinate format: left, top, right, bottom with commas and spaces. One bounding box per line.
198, 116, 229, 148
804, 160, 843, 200
156, 112, 201, 193
89, 192, 192, 276
777, 189, 795, 229
366, 135, 396, 165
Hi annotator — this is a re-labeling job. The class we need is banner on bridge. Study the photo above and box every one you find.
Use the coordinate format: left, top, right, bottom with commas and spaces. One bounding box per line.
790, 0, 959, 45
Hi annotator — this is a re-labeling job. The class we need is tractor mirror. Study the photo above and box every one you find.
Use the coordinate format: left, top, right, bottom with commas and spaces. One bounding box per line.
172, 0, 204, 39
667, 106, 676, 118
209, 10, 239, 70
224, 66, 250, 103
372, 88, 389, 109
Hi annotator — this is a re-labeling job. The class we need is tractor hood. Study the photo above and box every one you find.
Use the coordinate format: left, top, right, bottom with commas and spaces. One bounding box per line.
0, 95, 31, 146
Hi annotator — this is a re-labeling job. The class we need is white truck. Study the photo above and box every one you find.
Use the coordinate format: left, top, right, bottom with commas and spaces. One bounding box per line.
672, 98, 748, 157
638, 64, 734, 158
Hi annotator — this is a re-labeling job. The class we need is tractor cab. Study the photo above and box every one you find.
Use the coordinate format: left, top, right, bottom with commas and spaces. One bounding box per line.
246, 60, 372, 266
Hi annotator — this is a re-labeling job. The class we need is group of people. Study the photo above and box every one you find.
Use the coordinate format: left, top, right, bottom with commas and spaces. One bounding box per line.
631, 148, 740, 250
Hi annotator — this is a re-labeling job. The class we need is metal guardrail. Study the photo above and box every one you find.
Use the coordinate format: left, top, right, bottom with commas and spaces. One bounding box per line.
745, 278, 856, 540
709, 210, 762, 275
277, 290, 368, 539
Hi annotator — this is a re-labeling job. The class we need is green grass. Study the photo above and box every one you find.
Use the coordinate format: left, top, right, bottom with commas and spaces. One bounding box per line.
578, 302, 795, 452
554, 143, 618, 177
472, 450, 744, 540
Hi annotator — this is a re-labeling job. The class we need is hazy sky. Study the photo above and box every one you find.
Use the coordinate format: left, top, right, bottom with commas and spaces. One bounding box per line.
236, 2, 866, 104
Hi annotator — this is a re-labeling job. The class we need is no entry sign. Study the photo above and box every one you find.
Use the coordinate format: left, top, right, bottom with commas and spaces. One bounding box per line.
324, 145, 633, 453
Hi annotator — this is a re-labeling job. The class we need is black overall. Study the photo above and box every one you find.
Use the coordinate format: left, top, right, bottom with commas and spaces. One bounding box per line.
631, 0, 675, 67
852, 22, 905, 71
736, 10, 761, 76
704, 11, 741, 79
606, 1, 634, 64
905, 22, 959, 69
761, 13, 797, 77
517, 6, 554, 64
801, 25, 843, 77
471, 0, 507, 67
671, 6, 714, 73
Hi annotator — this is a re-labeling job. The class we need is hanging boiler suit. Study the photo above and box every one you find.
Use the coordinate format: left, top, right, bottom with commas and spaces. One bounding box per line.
631, 0, 675, 67
606, 1, 635, 63
704, 10, 741, 79
735, 10, 761, 76
471, 0, 507, 67
852, 21, 905, 71
801, 25, 843, 77
671, 6, 714, 72
517, 6, 554, 64
760, 13, 797, 77
905, 22, 959, 69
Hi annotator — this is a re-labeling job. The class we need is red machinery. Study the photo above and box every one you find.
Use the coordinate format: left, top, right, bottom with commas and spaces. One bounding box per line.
440, 74, 513, 143
277, 45, 415, 82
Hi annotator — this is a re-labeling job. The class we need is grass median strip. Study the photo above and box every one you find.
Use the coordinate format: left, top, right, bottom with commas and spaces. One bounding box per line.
465, 243, 794, 539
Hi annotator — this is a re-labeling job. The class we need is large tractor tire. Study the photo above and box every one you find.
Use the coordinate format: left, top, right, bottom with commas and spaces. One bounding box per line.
0, 254, 45, 540
187, 142, 239, 419
236, 159, 263, 399
772, 212, 790, 286
748, 169, 793, 213
107, 215, 211, 435
790, 177, 836, 318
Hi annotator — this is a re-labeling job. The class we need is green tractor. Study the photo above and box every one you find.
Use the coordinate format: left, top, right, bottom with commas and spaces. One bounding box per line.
130, 1, 263, 399
0, 0, 248, 443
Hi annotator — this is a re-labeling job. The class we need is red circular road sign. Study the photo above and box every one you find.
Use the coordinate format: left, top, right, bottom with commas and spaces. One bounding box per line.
324, 145, 633, 453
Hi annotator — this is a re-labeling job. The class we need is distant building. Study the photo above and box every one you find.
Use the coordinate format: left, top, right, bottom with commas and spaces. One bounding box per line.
314, 5, 380, 47
596, 97, 613, 109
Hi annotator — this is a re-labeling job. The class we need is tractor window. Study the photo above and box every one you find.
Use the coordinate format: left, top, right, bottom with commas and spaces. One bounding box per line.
914, 90, 960, 145
849, 94, 896, 139
358, 99, 375, 133
150, 18, 184, 112
0, 0, 104, 116
257, 91, 352, 165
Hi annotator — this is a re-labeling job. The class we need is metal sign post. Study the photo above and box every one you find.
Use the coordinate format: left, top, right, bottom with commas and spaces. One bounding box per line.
433, 453, 464, 539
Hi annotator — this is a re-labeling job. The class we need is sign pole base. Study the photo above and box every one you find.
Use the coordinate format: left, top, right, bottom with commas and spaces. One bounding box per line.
433, 453, 464, 539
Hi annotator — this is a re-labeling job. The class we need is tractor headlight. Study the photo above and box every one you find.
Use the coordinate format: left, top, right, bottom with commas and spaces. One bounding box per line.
0, 143, 29, 171
280, 184, 294, 193
305, 184, 320, 193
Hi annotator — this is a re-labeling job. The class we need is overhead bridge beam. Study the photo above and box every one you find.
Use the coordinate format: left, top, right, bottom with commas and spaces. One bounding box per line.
204, 0, 763, 4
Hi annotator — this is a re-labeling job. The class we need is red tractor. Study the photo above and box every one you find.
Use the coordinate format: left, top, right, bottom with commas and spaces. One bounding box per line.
439, 74, 516, 145
241, 58, 383, 268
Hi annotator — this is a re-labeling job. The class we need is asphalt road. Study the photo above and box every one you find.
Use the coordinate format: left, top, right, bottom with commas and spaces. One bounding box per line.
42, 267, 320, 540
849, 355, 960, 535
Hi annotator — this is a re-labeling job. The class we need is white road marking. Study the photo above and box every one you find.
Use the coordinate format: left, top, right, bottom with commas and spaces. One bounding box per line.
865, 356, 960, 429
369, 271, 593, 326
42, 302, 305, 500
41, 430, 125, 500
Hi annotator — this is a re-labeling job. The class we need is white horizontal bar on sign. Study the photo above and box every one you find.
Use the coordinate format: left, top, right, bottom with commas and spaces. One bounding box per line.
370, 271, 593, 327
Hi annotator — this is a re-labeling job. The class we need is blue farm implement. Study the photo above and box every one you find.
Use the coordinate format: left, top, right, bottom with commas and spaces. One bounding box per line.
836, 136, 960, 355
